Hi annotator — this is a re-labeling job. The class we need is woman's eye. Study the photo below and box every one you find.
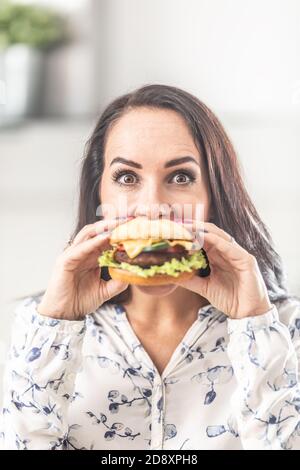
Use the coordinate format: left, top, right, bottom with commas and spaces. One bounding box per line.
169, 172, 196, 185
119, 174, 137, 185
112, 170, 139, 186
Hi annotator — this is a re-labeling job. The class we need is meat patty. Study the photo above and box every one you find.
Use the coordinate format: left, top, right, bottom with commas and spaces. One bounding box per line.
113, 249, 188, 267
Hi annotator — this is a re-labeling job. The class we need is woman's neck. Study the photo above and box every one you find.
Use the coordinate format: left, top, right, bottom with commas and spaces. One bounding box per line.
123, 285, 209, 330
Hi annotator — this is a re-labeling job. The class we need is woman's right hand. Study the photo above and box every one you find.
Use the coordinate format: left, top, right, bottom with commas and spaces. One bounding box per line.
37, 218, 132, 320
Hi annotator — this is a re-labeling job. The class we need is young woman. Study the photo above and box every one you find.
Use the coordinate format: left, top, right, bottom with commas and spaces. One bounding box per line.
1, 84, 299, 450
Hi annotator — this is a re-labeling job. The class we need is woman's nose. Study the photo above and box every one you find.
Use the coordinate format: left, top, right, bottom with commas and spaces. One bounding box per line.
135, 184, 172, 219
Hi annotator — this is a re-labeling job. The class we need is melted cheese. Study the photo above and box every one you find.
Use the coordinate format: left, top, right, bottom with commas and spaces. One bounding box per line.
121, 239, 159, 258
114, 239, 193, 259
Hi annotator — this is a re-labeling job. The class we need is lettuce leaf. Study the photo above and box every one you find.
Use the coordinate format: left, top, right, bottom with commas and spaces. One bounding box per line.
98, 249, 208, 278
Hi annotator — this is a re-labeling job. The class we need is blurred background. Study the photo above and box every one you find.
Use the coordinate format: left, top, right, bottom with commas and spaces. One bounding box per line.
0, 0, 300, 399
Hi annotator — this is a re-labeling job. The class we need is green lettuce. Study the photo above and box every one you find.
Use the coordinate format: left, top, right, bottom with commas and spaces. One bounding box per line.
98, 249, 208, 278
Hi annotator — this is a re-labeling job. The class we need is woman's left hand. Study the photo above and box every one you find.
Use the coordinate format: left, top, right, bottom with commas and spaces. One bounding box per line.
175, 222, 272, 319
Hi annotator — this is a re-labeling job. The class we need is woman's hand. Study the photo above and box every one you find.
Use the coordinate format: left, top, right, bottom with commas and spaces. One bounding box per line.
176, 222, 272, 319
37, 218, 132, 320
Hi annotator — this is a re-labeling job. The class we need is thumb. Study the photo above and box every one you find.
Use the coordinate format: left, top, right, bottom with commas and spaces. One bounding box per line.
100, 278, 129, 303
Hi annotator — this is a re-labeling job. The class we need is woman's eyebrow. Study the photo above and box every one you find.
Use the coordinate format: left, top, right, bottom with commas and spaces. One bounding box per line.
110, 157, 142, 168
164, 156, 200, 168
109, 155, 199, 169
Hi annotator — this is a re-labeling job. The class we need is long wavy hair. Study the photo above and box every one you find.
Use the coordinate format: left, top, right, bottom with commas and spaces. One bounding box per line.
24, 84, 293, 307
71, 83, 293, 307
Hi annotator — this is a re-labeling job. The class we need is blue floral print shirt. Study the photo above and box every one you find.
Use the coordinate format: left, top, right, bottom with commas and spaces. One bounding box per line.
1, 295, 300, 450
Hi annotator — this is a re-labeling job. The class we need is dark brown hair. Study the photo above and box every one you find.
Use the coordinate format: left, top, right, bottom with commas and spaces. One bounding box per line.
68, 83, 291, 307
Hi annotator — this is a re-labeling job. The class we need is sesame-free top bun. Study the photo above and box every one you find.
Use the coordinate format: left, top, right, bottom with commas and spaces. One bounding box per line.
108, 266, 197, 286
110, 216, 193, 243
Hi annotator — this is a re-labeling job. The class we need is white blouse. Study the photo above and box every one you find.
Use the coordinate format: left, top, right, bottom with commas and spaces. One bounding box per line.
1, 295, 300, 450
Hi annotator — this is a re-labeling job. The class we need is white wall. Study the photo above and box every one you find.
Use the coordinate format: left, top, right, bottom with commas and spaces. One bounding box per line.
92, 0, 300, 114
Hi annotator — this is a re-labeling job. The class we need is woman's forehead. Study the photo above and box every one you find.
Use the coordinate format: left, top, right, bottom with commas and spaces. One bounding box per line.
105, 109, 198, 160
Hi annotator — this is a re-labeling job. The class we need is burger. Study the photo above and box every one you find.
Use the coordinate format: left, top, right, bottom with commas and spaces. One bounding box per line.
98, 216, 209, 286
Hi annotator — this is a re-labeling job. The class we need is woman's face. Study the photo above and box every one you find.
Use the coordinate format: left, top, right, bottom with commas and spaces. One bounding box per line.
100, 106, 211, 296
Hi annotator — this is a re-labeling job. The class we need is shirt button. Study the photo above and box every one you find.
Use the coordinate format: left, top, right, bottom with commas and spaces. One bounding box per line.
152, 439, 161, 448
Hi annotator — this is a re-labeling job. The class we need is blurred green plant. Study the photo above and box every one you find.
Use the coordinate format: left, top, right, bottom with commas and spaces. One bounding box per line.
0, 1, 68, 50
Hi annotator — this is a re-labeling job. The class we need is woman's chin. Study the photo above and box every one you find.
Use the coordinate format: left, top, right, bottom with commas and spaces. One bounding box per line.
135, 283, 178, 296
